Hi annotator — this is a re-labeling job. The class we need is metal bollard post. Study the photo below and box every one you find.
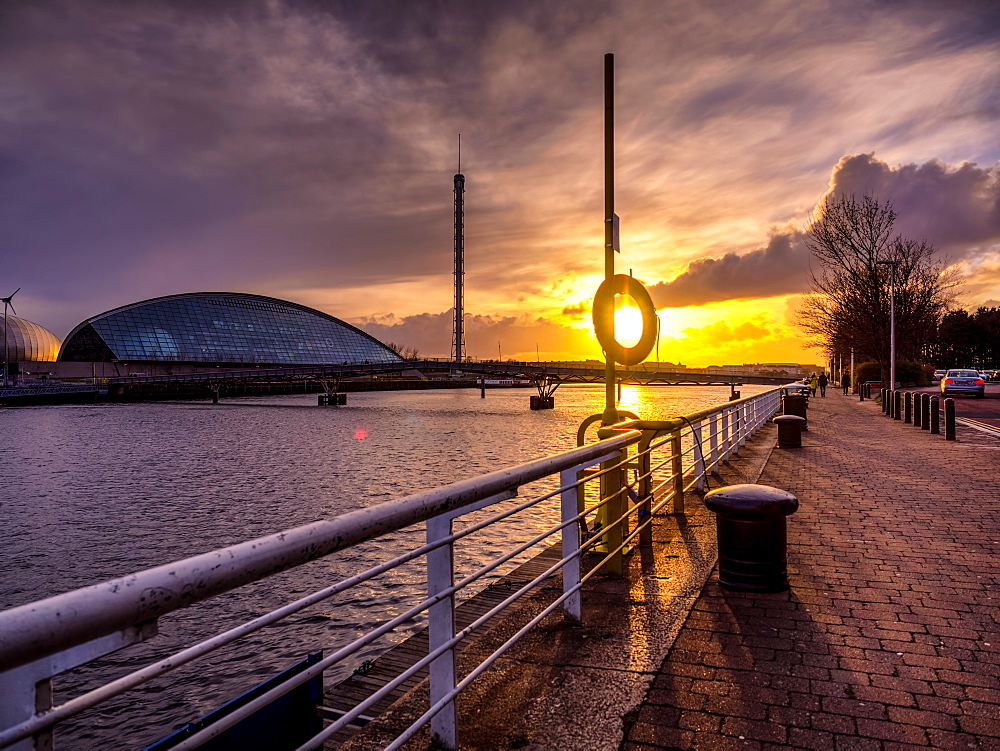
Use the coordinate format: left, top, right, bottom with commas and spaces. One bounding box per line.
859, 382, 865, 401
945, 398, 956, 440
704, 484, 799, 592
930, 396, 940, 434
920, 393, 930, 431
913, 393, 922, 428
774, 415, 806, 448
894, 390, 902, 420
904, 392, 913, 424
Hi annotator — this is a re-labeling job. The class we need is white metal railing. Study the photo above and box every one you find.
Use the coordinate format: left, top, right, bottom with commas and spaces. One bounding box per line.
0, 386, 789, 750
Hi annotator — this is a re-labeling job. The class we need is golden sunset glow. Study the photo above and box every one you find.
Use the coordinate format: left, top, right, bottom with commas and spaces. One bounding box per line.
614, 301, 645, 348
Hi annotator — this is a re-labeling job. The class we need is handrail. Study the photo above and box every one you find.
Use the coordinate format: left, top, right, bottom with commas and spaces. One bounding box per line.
0, 384, 790, 750
0, 432, 638, 674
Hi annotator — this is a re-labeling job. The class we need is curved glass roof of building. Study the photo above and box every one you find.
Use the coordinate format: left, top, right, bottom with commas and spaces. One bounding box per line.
59, 292, 403, 365
2, 314, 62, 362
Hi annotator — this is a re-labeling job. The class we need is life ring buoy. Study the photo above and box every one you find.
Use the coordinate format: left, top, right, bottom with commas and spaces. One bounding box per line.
592, 274, 657, 366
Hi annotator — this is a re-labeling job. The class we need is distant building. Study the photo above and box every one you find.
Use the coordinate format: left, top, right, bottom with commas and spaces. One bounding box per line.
58, 292, 402, 370
1, 313, 61, 369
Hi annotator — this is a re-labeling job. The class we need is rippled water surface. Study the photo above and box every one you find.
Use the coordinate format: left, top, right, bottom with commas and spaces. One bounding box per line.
1, 384, 769, 747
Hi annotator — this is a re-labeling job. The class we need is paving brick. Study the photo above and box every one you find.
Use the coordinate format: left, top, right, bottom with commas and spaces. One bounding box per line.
855, 718, 929, 744
788, 727, 836, 751
720, 717, 787, 744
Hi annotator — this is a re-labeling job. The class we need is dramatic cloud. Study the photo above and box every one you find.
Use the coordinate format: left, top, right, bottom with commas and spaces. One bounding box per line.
356, 310, 596, 361
821, 153, 1000, 257
645, 230, 811, 309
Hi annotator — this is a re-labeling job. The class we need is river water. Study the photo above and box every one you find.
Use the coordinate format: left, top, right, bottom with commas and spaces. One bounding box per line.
1, 383, 769, 748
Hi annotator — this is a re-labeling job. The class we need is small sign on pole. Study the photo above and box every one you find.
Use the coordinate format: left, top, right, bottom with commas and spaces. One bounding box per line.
605, 213, 620, 252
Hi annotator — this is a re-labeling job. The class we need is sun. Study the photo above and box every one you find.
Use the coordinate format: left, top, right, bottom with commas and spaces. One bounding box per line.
614, 301, 645, 348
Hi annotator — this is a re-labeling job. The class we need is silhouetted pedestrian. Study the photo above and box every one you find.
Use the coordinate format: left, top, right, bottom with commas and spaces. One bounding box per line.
809, 373, 818, 396
818, 373, 828, 396
842, 371, 850, 395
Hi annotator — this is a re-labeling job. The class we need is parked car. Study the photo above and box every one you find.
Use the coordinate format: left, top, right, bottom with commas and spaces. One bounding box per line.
940, 369, 986, 398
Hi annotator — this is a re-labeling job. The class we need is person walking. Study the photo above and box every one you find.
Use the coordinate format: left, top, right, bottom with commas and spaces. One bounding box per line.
818, 372, 828, 397
842, 370, 851, 395
809, 373, 819, 396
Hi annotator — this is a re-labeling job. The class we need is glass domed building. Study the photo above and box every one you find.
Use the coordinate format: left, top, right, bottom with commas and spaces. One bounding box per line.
2, 314, 61, 363
59, 292, 402, 366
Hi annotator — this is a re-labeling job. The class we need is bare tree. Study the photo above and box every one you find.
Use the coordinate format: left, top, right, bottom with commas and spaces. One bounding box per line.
384, 341, 421, 360
799, 194, 956, 381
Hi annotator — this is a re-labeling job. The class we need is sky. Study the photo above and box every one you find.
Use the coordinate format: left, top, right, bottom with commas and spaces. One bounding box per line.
2, 0, 999, 367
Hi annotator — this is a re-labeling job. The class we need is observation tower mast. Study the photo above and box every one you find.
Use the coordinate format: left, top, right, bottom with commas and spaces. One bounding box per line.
453, 136, 467, 363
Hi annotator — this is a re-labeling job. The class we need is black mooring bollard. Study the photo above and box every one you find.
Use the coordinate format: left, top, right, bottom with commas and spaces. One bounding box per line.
920, 393, 930, 430
894, 390, 903, 420
704, 484, 799, 592
881, 388, 888, 413
774, 414, 806, 448
945, 398, 956, 440
913, 393, 922, 428
904, 392, 913, 424
930, 396, 940, 435
781, 391, 809, 431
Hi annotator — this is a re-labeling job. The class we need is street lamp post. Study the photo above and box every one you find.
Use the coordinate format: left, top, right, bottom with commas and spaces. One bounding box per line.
876, 260, 898, 389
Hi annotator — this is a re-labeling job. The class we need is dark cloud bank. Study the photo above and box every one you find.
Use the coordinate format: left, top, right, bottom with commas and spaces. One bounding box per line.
648, 154, 1000, 309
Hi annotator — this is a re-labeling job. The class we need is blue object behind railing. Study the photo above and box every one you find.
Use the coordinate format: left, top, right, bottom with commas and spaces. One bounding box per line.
144, 651, 323, 751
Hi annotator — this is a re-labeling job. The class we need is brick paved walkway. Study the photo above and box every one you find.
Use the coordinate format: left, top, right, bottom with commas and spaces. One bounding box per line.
624, 392, 1000, 750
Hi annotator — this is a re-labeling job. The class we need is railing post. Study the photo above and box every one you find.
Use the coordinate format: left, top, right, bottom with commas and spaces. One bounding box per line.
560, 469, 582, 622
692, 420, 706, 492
708, 413, 719, 474
739, 402, 748, 447
930, 396, 940, 435
599, 450, 626, 576
721, 406, 731, 464
670, 429, 684, 514
637, 433, 654, 546
426, 514, 458, 749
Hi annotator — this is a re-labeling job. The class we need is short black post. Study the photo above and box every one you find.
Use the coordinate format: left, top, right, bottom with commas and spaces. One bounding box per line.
881, 388, 888, 413
904, 392, 913, 424
920, 393, 930, 431
930, 396, 940, 435
894, 390, 902, 420
913, 393, 922, 428
859, 382, 865, 401
945, 398, 956, 440
703, 484, 799, 592
774, 414, 806, 448
781, 390, 808, 430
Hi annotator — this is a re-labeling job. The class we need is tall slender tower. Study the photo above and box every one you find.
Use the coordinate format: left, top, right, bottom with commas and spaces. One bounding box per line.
453, 137, 467, 363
